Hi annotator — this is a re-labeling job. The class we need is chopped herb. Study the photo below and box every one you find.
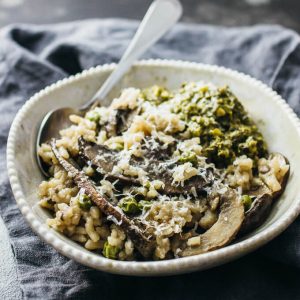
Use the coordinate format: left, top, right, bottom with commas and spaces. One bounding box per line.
102, 242, 120, 259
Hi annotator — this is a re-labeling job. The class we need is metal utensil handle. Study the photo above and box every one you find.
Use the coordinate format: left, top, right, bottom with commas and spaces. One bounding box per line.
82, 0, 182, 109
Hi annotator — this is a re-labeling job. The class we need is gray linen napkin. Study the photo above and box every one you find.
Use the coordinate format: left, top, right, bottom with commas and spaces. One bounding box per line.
1, 19, 300, 300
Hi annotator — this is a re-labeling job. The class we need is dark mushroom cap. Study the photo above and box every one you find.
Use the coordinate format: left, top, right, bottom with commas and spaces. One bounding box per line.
179, 188, 244, 257
78, 138, 214, 195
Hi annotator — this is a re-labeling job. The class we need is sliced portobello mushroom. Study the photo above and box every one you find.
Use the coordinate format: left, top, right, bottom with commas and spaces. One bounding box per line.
179, 188, 244, 257
50, 139, 156, 258
79, 138, 215, 195
104, 108, 139, 137
239, 192, 273, 235
115, 108, 138, 135
240, 153, 290, 234
141, 136, 176, 161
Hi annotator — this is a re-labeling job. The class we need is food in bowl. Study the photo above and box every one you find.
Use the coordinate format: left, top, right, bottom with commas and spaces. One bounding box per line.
38, 82, 290, 260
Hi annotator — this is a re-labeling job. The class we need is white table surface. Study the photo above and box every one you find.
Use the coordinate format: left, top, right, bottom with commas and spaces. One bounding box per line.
0, 215, 22, 299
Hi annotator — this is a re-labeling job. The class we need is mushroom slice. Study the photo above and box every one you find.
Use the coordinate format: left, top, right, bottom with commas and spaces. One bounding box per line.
179, 189, 244, 257
50, 139, 155, 258
79, 138, 214, 195
104, 108, 139, 137
239, 193, 272, 234
115, 108, 138, 135
240, 153, 290, 234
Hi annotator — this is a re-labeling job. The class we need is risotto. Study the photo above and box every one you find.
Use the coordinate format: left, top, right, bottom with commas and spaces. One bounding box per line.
38, 82, 290, 260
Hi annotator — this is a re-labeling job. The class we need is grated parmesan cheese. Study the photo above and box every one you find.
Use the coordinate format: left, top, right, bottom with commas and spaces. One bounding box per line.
172, 162, 198, 186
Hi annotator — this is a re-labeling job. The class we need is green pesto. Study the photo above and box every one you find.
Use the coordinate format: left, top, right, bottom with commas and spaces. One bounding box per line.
102, 242, 120, 259
167, 84, 266, 167
78, 194, 93, 211
138, 83, 267, 167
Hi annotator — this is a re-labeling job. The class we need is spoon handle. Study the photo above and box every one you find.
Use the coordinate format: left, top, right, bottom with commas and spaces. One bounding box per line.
82, 0, 182, 109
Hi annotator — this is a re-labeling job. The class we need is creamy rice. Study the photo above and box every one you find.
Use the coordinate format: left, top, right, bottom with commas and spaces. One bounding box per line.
38, 82, 289, 260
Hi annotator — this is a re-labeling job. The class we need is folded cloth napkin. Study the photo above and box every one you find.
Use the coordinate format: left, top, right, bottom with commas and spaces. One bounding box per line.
1, 19, 300, 300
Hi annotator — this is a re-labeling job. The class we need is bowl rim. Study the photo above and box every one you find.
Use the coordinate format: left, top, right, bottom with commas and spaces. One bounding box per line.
6, 59, 300, 276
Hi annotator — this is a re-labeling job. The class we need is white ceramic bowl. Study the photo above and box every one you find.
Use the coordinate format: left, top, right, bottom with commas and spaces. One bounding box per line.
7, 60, 300, 276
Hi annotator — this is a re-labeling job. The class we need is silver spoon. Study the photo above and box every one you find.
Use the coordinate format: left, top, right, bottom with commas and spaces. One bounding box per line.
36, 0, 182, 177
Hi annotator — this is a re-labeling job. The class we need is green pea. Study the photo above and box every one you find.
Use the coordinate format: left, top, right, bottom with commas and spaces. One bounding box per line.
78, 194, 92, 211
118, 197, 140, 214
102, 242, 120, 259
242, 195, 252, 211
215, 107, 226, 117
178, 151, 198, 166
